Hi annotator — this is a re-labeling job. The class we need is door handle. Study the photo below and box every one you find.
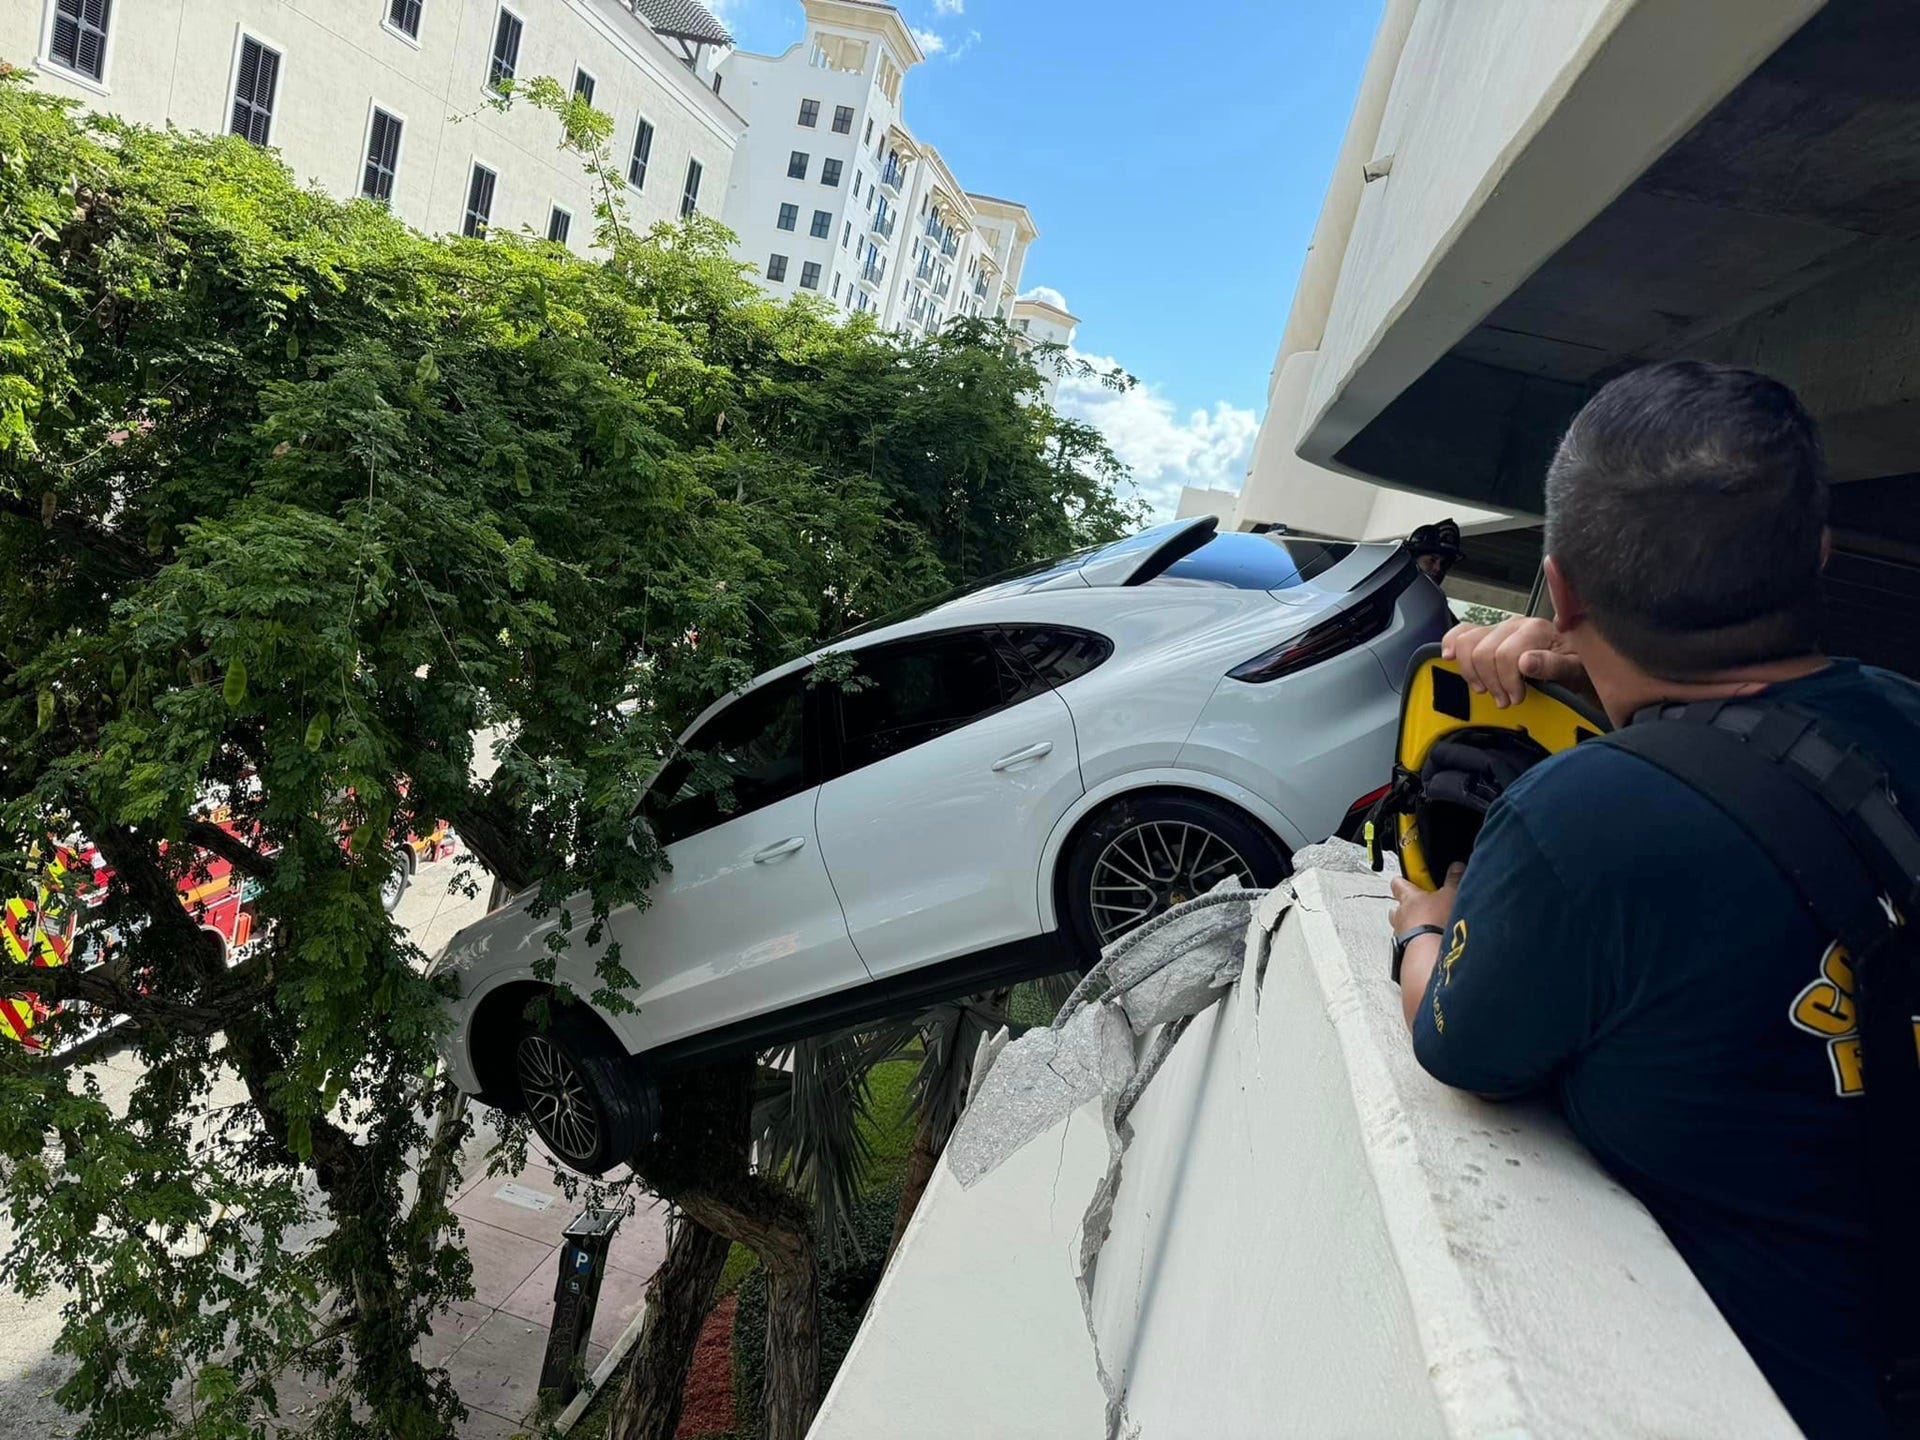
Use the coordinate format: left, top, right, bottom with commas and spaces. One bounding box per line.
991, 741, 1054, 772
752, 836, 807, 864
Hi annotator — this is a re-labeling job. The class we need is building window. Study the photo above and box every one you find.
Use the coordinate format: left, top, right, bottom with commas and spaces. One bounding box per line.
864, 116, 873, 144
810, 209, 831, 239
852, 172, 861, 198
833, 104, 854, 135
229, 36, 281, 146
547, 205, 571, 244
628, 117, 654, 190
463, 162, 496, 237
386, 0, 423, 39
680, 157, 702, 218
777, 202, 797, 232
800, 261, 821, 291
362, 107, 403, 203
821, 158, 842, 187
787, 151, 809, 180
487, 7, 521, 93
47, 0, 112, 81
767, 253, 788, 282
842, 221, 850, 248
572, 68, 595, 107
833, 272, 841, 299
798, 98, 819, 128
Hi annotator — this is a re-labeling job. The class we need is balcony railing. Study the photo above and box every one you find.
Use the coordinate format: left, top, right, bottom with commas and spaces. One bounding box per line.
860, 256, 887, 288
880, 162, 907, 195
941, 234, 959, 258
870, 210, 896, 239
934, 276, 952, 299
916, 257, 935, 282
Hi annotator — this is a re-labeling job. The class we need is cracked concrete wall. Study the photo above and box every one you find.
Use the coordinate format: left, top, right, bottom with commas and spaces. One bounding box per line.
811, 864, 1799, 1440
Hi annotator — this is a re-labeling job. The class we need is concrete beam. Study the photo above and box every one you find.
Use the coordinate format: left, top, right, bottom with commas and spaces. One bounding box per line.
1298, 0, 1825, 475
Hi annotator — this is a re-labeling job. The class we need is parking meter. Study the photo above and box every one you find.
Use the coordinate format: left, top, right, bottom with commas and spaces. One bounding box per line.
538, 1208, 623, 1403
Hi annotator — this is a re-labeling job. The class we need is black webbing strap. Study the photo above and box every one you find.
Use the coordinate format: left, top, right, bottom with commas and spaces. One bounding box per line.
1604, 705, 1920, 1434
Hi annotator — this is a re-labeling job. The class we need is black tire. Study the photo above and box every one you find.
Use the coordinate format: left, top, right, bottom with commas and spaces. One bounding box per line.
1062, 792, 1288, 960
380, 846, 412, 913
513, 1006, 658, 1176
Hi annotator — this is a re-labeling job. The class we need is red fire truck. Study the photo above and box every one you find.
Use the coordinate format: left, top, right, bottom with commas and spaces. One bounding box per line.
2, 817, 456, 1052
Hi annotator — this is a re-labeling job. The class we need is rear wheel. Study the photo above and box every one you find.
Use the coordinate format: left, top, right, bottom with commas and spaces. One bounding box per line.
1063, 793, 1287, 958
513, 1007, 658, 1176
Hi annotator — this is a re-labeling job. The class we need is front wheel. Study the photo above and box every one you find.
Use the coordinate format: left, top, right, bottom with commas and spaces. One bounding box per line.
514, 1008, 658, 1176
1062, 793, 1287, 959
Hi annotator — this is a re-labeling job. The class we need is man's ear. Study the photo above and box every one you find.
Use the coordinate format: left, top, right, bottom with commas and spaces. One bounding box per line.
1543, 555, 1584, 635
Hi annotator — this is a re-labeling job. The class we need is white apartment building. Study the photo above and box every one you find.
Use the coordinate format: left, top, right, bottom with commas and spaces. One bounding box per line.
2, 0, 745, 251
717, 0, 1052, 338
1011, 292, 1077, 404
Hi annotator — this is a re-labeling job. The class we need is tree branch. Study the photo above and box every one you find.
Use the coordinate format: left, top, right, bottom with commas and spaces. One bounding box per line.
184, 821, 277, 881
0, 495, 156, 578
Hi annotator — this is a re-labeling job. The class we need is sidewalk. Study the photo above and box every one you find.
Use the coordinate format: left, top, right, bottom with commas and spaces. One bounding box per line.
271, 1137, 668, 1437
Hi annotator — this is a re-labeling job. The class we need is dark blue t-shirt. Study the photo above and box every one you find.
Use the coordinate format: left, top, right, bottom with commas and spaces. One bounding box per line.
1413, 659, 1920, 1440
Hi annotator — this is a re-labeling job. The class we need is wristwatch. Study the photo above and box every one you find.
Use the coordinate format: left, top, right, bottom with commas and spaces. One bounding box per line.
1390, 925, 1446, 983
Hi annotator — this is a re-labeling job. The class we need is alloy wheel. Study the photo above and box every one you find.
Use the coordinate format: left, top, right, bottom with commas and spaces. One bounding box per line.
516, 1034, 601, 1163
1088, 820, 1253, 945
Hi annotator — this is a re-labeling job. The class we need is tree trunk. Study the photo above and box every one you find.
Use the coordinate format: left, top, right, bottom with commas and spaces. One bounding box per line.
760, 1244, 820, 1440
606, 1216, 730, 1440
625, 1060, 825, 1440
888, 1106, 943, 1255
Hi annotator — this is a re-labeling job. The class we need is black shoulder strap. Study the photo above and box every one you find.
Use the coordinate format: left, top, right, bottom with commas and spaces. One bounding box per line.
1603, 702, 1920, 1434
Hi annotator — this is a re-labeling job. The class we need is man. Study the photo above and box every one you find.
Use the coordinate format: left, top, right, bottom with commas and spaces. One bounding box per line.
1408, 516, 1462, 583
1387, 360, 1920, 1439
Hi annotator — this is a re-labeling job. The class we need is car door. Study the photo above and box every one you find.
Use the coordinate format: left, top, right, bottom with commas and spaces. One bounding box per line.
813, 627, 1085, 977
620, 671, 870, 1049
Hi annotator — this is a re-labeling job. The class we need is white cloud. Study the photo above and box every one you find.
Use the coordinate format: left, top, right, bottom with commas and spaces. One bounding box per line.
934, 0, 966, 11
1021, 285, 1069, 311
911, 24, 980, 60
1053, 347, 1259, 521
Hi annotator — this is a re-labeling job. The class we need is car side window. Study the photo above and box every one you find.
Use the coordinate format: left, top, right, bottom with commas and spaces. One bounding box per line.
835, 631, 1032, 773
643, 676, 811, 846
997, 625, 1113, 688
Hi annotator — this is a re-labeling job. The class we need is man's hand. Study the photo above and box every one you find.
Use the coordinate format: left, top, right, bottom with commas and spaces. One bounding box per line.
1389, 864, 1461, 936
1442, 616, 1588, 708
1390, 862, 1464, 1030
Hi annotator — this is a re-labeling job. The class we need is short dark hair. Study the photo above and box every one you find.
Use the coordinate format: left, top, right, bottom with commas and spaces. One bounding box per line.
1544, 360, 1828, 677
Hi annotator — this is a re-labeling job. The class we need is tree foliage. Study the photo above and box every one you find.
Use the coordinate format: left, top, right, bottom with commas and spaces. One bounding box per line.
0, 70, 1139, 1438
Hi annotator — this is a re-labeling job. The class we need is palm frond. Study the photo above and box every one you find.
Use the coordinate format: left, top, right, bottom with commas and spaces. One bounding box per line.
754, 1033, 875, 1262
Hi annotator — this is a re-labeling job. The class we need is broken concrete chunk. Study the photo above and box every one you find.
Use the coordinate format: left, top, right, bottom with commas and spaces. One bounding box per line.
1290, 836, 1378, 876
1114, 897, 1255, 1036
965, 1024, 1011, 1107
945, 1003, 1134, 1189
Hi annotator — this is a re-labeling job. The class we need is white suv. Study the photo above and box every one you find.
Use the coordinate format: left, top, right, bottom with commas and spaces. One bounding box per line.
437, 519, 1449, 1170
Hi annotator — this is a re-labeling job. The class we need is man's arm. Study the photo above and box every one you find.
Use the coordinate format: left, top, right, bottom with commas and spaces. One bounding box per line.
1388, 805, 1605, 1098
1391, 864, 1460, 1030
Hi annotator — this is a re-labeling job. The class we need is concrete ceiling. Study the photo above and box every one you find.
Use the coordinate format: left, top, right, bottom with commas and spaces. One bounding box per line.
1337, 0, 1920, 520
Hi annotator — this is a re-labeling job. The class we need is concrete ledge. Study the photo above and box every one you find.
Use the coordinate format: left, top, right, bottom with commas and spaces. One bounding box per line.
812, 866, 1799, 1439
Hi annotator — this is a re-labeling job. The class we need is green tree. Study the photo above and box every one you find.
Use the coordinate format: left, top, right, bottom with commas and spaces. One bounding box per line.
0, 71, 1138, 1440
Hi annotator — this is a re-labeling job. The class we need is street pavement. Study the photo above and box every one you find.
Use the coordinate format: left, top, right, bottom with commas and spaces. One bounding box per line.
0, 842, 667, 1438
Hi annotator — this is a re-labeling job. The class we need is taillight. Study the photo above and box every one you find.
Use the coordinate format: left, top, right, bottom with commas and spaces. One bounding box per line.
1227, 567, 1412, 683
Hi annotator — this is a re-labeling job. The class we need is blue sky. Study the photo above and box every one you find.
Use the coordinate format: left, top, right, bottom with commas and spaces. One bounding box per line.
713, 0, 1384, 515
